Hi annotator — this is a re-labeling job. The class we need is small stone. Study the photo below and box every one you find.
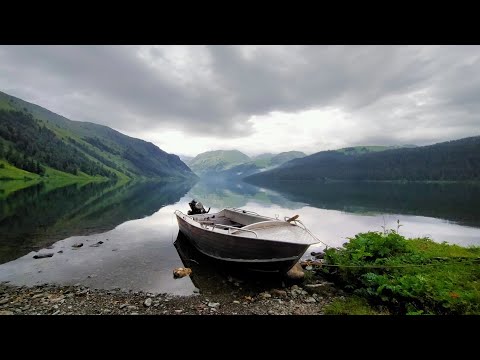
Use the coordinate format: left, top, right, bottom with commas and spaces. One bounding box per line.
259, 292, 272, 299
0, 298, 10, 305
33, 253, 54, 259
127, 305, 138, 311
72, 243, 83, 248
193, 288, 200, 294
144, 298, 152, 307
286, 263, 305, 280
268, 310, 275, 315
57, 250, 63, 254
173, 267, 192, 278
52, 310, 61, 315
233, 300, 240, 304
131, 312, 139, 315
306, 266, 313, 271
97, 241, 104, 245
75, 290, 88, 296
32, 293, 45, 299
52, 305, 59, 310
208, 302, 220, 308
271, 289, 287, 298
0, 310, 14, 315
174, 309, 183, 313
304, 297, 316, 303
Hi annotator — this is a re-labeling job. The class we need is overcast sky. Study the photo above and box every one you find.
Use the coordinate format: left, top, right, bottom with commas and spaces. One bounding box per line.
1, 45, 479, 157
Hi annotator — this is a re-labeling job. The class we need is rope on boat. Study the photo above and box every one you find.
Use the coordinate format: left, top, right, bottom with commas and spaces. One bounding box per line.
307, 261, 480, 269
291, 218, 332, 249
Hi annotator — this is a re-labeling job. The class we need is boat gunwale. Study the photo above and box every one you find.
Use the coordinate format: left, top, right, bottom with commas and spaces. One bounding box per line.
174, 209, 320, 246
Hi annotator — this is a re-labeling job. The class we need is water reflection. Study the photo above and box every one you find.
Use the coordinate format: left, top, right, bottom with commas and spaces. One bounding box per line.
0, 179, 195, 263
174, 231, 285, 294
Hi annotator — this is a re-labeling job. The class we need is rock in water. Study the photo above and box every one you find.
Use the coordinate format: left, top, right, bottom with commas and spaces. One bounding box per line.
33, 253, 54, 259
286, 263, 304, 280
173, 267, 192, 278
72, 243, 83, 248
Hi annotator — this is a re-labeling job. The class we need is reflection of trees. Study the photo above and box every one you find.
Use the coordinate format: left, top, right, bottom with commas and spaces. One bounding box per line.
247, 180, 480, 227
187, 179, 305, 210
0, 179, 195, 263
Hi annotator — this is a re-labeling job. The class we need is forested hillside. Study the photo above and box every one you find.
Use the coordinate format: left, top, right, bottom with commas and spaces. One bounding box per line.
0, 91, 196, 181
246, 136, 480, 182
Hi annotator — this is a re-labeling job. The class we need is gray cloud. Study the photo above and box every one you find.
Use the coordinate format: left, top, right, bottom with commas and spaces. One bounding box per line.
1, 45, 480, 151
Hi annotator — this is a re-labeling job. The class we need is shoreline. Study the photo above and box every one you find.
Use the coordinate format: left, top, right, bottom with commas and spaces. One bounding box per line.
0, 277, 345, 315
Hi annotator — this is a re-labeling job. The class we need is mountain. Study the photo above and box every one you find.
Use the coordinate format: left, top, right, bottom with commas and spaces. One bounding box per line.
0, 91, 196, 181
213, 151, 306, 179
337, 145, 417, 155
179, 155, 194, 164
188, 150, 251, 176
245, 136, 480, 183
269, 151, 306, 166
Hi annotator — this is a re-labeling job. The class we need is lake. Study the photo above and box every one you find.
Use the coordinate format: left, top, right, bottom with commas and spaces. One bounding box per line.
1, 179, 480, 295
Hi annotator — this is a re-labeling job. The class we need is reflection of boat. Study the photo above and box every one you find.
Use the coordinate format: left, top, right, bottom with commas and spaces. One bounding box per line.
174, 207, 320, 273
173, 231, 208, 291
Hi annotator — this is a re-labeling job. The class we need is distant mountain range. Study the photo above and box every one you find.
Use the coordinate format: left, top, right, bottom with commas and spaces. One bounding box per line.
184, 150, 306, 178
245, 137, 480, 183
0, 91, 196, 182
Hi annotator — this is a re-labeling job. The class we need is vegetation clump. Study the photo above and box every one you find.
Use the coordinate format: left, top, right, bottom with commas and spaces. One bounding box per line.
322, 226, 480, 314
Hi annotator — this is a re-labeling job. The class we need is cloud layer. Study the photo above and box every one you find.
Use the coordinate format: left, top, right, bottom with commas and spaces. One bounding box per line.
1, 45, 479, 155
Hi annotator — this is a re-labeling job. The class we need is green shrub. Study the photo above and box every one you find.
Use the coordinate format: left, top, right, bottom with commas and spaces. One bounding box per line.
323, 230, 480, 315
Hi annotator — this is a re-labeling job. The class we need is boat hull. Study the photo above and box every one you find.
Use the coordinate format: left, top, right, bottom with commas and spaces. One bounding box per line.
175, 213, 309, 273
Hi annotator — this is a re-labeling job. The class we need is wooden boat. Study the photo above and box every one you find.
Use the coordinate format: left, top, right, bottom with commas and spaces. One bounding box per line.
174, 206, 321, 273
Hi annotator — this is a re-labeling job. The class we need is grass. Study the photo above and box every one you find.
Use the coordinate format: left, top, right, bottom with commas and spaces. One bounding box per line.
324, 296, 389, 315
322, 230, 480, 315
0, 160, 40, 181
0, 159, 110, 199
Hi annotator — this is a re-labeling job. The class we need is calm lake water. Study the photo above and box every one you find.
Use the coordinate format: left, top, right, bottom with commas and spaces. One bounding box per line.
1, 179, 480, 295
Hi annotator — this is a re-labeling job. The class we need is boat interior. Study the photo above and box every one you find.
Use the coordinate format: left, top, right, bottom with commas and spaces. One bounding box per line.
180, 207, 320, 244
189, 208, 274, 230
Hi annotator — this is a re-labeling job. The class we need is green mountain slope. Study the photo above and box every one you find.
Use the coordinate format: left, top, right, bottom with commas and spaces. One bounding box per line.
188, 150, 251, 176
0, 91, 196, 182
245, 136, 480, 183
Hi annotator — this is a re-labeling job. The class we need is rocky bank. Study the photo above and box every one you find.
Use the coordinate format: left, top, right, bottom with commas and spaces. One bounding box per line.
0, 276, 344, 315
